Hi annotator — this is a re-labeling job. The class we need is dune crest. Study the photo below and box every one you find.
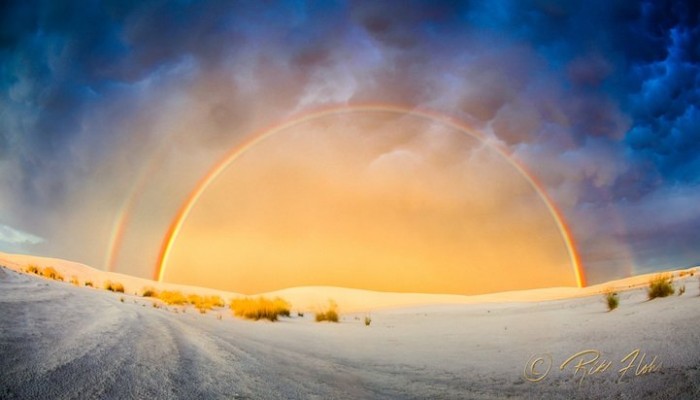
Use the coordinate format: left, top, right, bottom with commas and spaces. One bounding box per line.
1, 251, 696, 312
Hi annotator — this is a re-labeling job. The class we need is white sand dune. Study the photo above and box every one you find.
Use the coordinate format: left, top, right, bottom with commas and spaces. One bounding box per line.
1, 251, 699, 399
0, 252, 241, 300
2, 251, 695, 312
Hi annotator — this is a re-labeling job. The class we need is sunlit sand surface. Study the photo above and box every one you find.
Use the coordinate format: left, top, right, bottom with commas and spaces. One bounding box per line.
1, 251, 699, 399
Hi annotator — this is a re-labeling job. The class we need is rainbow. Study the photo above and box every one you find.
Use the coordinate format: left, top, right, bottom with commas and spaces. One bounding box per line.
104, 146, 168, 272
154, 104, 586, 287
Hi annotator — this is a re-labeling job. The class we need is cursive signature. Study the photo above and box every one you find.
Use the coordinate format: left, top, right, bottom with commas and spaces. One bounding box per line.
523, 348, 662, 385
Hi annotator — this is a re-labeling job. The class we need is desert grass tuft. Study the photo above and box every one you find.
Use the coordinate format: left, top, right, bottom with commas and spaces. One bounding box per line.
678, 285, 686, 296
84, 280, 93, 287
603, 289, 619, 311
230, 296, 291, 321
104, 280, 125, 293
70, 276, 79, 286
141, 287, 158, 297
187, 294, 225, 314
647, 274, 674, 299
26, 264, 40, 274
364, 315, 372, 326
40, 266, 64, 281
315, 300, 339, 323
157, 290, 187, 305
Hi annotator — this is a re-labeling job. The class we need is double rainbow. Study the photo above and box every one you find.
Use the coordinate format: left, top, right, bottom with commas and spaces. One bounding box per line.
106, 104, 587, 288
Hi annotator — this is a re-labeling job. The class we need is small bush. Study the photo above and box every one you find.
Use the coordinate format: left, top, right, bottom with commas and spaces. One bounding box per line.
364, 315, 372, 326
141, 287, 158, 297
230, 296, 291, 321
297, 311, 304, 317
104, 281, 125, 293
678, 285, 686, 296
84, 280, 93, 287
119, 297, 125, 303
604, 290, 619, 311
186, 294, 224, 313
648, 274, 674, 299
41, 267, 64, 281
70, 276, 79, 286
26, 265, 40, 274
157, 290, 187, 305
315, 300, 339, 323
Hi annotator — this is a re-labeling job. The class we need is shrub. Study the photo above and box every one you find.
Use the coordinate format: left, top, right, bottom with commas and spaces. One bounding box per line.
84, 280, 93, 287
297, 311, 304, 317
119, 297, 125, 303
104, 280, 125, 293
70, 276, 79, 286
315, 300, 339, 323
141, 287, 158, 297
157, 290, 187, 305
604, 290, 619, 311
648, 274, 674, 299
364, 315, 372, 326
230, 296, 291, 321
185, 294, 225, 313
41, 267, 63, 281
678, 285, 686, 296
26, 265, 40, 274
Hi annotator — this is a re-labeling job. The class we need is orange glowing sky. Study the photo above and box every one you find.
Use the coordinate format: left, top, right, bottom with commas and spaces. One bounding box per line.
165, 112, 577, 295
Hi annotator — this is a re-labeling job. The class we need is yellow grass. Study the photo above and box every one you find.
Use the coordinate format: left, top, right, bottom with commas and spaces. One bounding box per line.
104, 280, 125, 293
26, 264, 40, 274
648, 274, 674, 299
230, 296, 291, 321
70, 276, 79, 286
187, 294, 225, 313
157, 290, 187, 305
40, 266, 64, 281
315, 300, 339, 323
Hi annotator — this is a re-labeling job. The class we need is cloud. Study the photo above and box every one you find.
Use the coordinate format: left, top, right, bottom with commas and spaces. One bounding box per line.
0, 223, 44, 245
0, 0, 698, 284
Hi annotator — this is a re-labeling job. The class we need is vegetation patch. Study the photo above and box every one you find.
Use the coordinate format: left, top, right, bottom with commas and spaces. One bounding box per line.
40, 266, 64, 281
315, 300, 339, 323
157, 290, 188, 305
26, 265, 40, 274
647, 274, 674, 299
230, 296, 291, 321
187, 294, 225, 314
104, 280, 125, 293
603, 289, 619, 311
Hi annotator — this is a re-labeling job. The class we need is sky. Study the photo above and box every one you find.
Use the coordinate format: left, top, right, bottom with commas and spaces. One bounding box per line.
0, 1, 698, 292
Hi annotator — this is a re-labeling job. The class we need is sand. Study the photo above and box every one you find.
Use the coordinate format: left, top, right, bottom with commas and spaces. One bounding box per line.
1, 252, 699, 399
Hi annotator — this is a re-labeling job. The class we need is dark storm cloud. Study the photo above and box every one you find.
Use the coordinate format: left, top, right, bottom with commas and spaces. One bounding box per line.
0, 0, 698, 281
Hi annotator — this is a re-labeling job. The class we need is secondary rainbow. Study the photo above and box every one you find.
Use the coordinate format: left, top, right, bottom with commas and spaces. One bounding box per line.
154, 104, 587, 288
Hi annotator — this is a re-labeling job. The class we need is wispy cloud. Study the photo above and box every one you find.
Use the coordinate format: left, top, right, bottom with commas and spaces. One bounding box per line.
0, 224, 44, 245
